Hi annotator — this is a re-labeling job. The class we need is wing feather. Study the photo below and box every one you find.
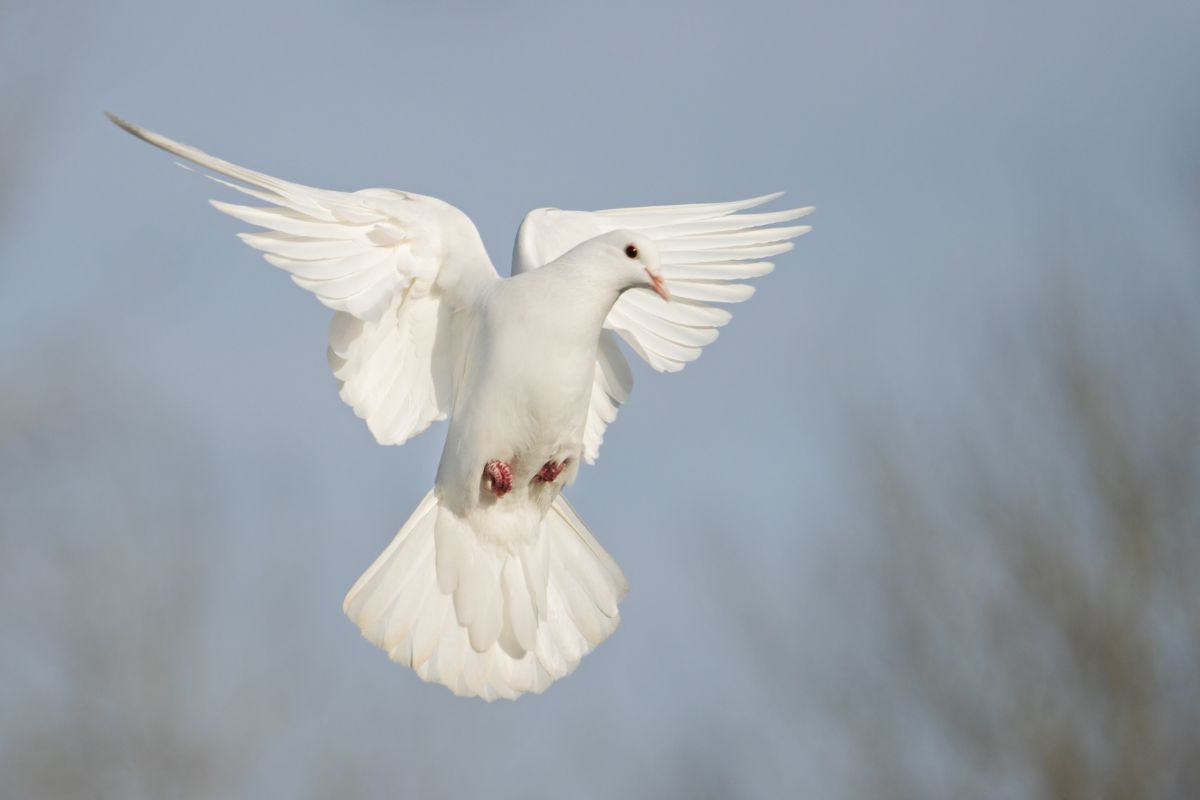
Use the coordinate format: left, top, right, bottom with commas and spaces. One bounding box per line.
580, 331, 635, 463
659, 260, 776, 280
110, 114, 497, 447
639, 206, 813, 238
210, 200, 368, 238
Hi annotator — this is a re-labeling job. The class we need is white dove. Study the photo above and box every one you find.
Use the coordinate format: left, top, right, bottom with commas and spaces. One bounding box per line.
109, 114, 812, 700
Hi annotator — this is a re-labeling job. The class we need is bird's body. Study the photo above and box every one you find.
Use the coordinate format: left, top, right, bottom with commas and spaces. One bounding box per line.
109, 114, 812, 700
439, 243, 638, 518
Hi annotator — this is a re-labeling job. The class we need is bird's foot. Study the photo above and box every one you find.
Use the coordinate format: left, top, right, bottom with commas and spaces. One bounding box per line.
483, 460, 514, 497
534, 459, 567, 484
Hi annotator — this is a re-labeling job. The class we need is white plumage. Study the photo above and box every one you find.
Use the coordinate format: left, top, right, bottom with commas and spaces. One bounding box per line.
109, 114, 812, 700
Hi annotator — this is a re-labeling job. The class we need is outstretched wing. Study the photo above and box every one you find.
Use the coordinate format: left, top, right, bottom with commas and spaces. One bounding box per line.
512, 193, 812, 462
109, 114, 499, 447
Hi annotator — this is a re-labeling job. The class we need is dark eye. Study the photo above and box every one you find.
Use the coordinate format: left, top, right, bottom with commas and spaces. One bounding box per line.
624, 244, 639, 259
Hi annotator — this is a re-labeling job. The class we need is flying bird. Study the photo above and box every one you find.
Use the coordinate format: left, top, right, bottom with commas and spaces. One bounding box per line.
108, 114, 812, 700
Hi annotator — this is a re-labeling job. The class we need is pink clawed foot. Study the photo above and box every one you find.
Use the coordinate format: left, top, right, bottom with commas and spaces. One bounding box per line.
483, 460, 513, 497
534, 460, 566, 484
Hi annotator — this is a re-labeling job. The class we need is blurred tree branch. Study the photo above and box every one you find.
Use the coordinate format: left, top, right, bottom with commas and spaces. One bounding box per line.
713, 243, 1200, 799
0, 342, 329, 799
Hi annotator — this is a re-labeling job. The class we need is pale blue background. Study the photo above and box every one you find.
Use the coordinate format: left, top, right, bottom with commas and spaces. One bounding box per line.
2, 1, 1198, 797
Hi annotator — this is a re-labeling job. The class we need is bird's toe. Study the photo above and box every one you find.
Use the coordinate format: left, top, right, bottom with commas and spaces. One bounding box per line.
483, 459, 514, 497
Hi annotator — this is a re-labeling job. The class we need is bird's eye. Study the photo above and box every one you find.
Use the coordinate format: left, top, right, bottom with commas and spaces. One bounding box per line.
624, 244, 639, 259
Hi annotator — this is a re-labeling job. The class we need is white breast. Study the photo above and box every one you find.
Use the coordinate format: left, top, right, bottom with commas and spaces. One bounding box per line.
434, 272, 610, 518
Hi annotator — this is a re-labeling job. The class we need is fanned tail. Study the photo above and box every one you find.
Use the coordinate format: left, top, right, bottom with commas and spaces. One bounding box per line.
343, 490, 628, 700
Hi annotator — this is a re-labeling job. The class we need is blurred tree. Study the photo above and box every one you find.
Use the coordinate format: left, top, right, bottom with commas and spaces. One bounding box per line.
717, 254, 1200, 799
0, 1, 94, 238
0, 344, 307, 800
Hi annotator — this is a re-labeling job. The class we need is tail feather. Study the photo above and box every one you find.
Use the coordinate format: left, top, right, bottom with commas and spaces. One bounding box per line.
343, 489, 628, 700
344, 490, 438, 625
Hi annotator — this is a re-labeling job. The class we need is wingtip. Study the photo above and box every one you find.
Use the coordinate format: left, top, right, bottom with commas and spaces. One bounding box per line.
729, 191, 784, 211
105, 111, 136, 134
106, 112, 160, 149
757, 196, 819, 220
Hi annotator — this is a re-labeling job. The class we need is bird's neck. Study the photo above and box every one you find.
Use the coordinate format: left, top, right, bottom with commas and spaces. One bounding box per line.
525, 257, 627, 333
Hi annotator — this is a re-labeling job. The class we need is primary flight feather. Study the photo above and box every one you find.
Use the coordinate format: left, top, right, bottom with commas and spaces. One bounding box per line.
109, 113, 812, 700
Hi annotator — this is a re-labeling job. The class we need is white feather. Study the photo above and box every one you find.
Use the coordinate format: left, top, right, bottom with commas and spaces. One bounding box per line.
107, 113, 493, 447
343, 491, 628, 700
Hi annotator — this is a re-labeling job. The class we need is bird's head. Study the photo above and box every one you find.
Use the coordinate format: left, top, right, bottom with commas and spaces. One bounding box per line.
592, 230, 670, 302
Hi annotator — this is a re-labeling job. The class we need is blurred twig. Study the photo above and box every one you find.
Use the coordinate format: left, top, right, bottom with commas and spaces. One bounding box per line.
712, 237, 1200, 799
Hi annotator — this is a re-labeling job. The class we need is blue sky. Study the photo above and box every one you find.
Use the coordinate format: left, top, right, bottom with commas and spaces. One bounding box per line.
2, 1, 1198, 796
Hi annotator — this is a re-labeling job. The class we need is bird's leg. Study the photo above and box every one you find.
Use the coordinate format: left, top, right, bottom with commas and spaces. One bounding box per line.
483, 460, 514, 497
534, 459, 567, 484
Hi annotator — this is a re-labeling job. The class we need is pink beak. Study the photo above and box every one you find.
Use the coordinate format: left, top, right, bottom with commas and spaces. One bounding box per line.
646, 268, 671, 302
